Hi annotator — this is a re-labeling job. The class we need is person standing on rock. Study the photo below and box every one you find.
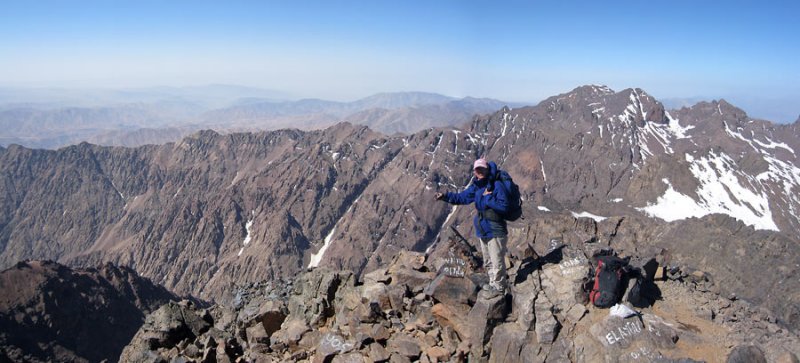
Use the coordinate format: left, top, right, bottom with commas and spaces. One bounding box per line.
435, 158, 510, 296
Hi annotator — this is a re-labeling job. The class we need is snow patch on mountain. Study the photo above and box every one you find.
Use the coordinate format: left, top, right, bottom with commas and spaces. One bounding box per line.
665, 112, 693, 139
756, 155, 800, 218
639, 152, 779, 231
724, 121, 795, 156
570, 211, 607, 222
635, 111, 695, 160
308, 226, 337, 267
238, 213, 255, 257
638, 179, 709, 222
309, 198, 360, 268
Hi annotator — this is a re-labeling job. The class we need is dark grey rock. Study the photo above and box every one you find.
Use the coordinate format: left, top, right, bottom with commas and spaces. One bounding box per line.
387, 333, 421, 358
425, 273, 479, 306
726, 345, 767, 363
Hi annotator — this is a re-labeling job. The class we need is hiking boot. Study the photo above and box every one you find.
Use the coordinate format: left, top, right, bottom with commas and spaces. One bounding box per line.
480, 284, 507, 299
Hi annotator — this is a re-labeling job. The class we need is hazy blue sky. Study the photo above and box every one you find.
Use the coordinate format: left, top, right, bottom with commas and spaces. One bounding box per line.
1, 1, 798, 121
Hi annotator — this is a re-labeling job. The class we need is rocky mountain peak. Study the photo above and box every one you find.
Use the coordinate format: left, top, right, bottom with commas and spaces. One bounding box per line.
531, 85, 668, 132
568, 84, 616, 98
119, 241, 800, 362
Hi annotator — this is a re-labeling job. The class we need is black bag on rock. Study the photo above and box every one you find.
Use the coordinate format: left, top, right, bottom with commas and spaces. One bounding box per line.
627, 271, 659, 308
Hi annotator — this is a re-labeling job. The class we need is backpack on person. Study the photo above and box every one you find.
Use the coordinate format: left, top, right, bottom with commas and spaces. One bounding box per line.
492, 170, 523, 221
589, 255, 629, 308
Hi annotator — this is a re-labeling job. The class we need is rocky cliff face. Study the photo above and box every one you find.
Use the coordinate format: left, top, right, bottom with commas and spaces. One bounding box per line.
0, 260, 179, 362
119, 243, 800, 362
0, 85, 798, 332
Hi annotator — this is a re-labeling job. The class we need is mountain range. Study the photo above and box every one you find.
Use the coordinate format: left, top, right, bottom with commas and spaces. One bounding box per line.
0, 89, 519, 149
0, 85, 798, 358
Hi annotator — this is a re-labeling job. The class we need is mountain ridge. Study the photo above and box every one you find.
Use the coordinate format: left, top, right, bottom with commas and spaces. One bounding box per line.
0, 85, 797, 331
0, 91, 519, 149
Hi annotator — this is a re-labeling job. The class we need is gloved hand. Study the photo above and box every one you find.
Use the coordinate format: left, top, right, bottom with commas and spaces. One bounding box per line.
434, 192, 445, 201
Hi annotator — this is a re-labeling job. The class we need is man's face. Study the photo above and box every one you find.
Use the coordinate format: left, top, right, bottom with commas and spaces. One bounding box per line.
474, 167, 487, 180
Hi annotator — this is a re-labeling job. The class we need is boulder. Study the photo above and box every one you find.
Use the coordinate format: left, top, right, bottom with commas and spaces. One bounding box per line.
776, 351, 800, 363
468, 291, 508, 357
590, 316, 647, 349
315, 332, 357, 363
439, 326, 461, 356
641, 313, 678, 349
726, 345, 767, 363
332, 352, 368, 363
509, 275, 538, 330
564, 303, 587, 324
287, 269, 354, 328
431, 303, 472, 341
388, 250, 427, 274
391, 268, 435, 294
119, 301, 211, 362
533, 294, 559, 344
236, 298, 287, 345
387, 333, 422, 359
539, 248, 590, 312
426, 346, 450, 362
362, 281, 393, 311
389, 354, 412, 363
368, 342, 391, 362
584, 312, 681, 361
363, 268, 392, 285
404, 301, 435, 332
488, 323, 528, 363
271, 318, 311, 347
425, 273, 479, 306
573, 332, 604, 363
245, 323, 270, 346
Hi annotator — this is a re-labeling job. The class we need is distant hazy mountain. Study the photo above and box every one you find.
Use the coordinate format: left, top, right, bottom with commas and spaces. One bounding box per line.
0, 104, 200, 149
661, 97, 711, 110
350, 91, 456, 109
199, 92, 518, 135
0, 89, 519, 149
663, 95, 799, 124
344, 97, 513, 135
0, 84, 289, 110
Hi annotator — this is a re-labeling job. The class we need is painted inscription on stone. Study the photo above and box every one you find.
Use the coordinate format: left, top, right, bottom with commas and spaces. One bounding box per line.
548, 237, 564, 253
440, 248, 466, 278
628, 346, 662, 361
559, 256, 587, 276
320, 333, 355, 353
605, 320, 644, 345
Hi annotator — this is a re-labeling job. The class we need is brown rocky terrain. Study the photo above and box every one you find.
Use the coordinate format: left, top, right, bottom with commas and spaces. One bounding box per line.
119, 238, 800, 362
0, 85, 798, 346
0, 260, 180, 362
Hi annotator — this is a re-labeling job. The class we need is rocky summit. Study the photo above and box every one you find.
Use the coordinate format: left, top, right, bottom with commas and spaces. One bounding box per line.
119, 233, 800, 362
0, 85, 799, 361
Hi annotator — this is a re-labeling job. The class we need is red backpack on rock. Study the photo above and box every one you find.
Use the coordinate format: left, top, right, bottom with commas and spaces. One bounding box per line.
589, 255, 629, 308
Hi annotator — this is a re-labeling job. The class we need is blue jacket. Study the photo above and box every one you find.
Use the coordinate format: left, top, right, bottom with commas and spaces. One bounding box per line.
444, 161, 509, 238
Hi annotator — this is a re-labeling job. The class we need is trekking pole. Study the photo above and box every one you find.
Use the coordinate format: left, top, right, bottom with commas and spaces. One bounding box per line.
448, 226, 482, 267
450, 225, 478, 252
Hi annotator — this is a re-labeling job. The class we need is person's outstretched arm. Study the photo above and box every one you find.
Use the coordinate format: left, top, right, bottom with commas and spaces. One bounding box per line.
439, 183, 478, 205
